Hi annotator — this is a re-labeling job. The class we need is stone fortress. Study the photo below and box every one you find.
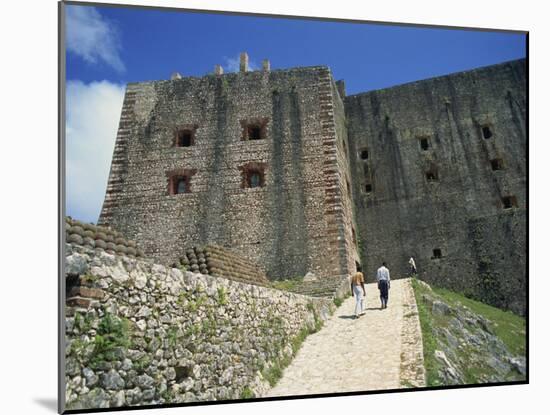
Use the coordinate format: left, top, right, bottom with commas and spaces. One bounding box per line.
98, 53, 526, 315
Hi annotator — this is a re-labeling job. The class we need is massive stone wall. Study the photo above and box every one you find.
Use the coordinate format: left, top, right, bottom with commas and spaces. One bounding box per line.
325, 71, 361, 276
345, 59, 526, 314
99, 66, 355, 281
97, 57, 526, 313
64, 244, 333, 410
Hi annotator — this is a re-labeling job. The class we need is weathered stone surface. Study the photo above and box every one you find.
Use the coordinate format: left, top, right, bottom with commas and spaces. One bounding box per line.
345, 60, 526, 315
68, 388, 110, 410
131, 269, 147, 289
434, 350, 462, 384
432, 300, 451, 316
111, 390, 126, 407
66, 253, 89, 276
303, 272, 317, 282
509, 356, 526, 375
82, 368, 98, 387
97, 65, 360, 282
100, 369, 125, 390
121, 359, 133, 371
135, 374, 154, 389
65, 245, 332, 409
135, 320, 147, 331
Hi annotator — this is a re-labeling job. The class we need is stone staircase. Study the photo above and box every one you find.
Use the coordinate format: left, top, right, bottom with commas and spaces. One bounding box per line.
288, 276, 349, 298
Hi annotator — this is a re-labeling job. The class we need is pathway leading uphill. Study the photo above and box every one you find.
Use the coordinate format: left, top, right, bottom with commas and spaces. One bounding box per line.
267, 278, 425, 396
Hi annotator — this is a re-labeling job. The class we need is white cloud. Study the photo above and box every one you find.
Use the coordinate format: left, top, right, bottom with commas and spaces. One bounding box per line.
223, 54, 259, 73
66, 6, 125, 72
66, 80, 126, 224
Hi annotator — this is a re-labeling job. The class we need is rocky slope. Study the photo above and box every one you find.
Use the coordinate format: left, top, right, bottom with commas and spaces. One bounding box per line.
411, 279, 526, 386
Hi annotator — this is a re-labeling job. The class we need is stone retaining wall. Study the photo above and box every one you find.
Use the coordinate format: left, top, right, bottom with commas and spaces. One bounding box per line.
64, 244, 333, 411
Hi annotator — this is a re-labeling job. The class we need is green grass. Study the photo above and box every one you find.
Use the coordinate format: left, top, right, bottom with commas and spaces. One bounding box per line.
291, 327, 310, 355
433, 287, 526, 356
167, 326, 178, 348
240, 386, 254, 399
411, 279, 442, 386
217, 287, 228, 306
271, 276, 304, 291
89, 312, 132, 368
263, 361, 284, 387
261, 307, 325, 387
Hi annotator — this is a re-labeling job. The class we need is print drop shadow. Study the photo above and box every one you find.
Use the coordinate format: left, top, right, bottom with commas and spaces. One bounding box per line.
34, 398, 57, 412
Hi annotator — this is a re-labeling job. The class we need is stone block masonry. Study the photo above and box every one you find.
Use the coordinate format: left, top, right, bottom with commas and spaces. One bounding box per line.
345, 59, 526, 314
97, 55, 526, 314
64, 244, 333, 410
98, 64, 358, 282
175, 244, 271, 287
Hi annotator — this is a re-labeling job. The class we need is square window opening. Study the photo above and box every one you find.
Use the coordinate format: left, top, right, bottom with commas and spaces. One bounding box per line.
365, 183, 372, 193
179, 132, 192, 147
241, 119, 269, 141
176, 129, 195, 147
433, 249, 442, 259
426, 171, 439, 182
248, 125, 262, 140
240, 162, 267, 189
249, 171, 262, 188
502, 196, 517, 209
420, 138, 429, 151
482, 126, 493, 139
491, 158, 504, 171
176, 178, 187, 194
167, 169, 196, 195
360, 149, 369, 160
170, 176, 190, 194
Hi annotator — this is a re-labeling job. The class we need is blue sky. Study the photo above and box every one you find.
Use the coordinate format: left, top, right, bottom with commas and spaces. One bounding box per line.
65, 4, 526, 224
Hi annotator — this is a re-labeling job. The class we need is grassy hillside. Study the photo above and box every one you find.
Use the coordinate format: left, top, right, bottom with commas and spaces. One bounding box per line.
411, 278, 526, 387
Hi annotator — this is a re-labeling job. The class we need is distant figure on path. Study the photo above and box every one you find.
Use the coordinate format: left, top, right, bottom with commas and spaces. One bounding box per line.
376, 262, 391, 309
350, 272, 366, 318
409, 257, 417, 276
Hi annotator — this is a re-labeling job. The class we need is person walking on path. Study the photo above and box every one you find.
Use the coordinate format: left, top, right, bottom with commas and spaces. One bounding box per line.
350, 271, 366, 318
376, 262, 391, 309
408, 257, 417, 276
